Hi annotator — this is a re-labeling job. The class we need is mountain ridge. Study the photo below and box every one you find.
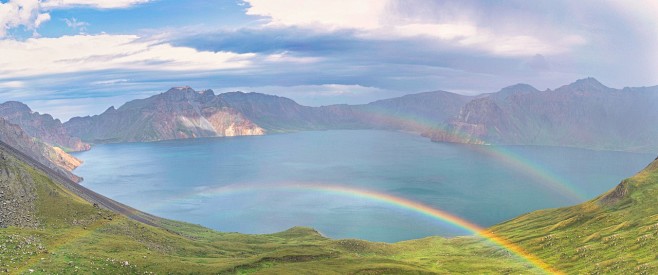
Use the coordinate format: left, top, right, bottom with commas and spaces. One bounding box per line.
0, 77, 648, 153
0, 117, 81, 182
0, 101, 90, 152
64, 88, 265, 143
428, 78, 658, 152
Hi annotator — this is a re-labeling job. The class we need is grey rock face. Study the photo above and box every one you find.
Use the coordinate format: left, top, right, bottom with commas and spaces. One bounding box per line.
0, 151, 38, 228
0, 101, 90, 152
0, 118, 81, 182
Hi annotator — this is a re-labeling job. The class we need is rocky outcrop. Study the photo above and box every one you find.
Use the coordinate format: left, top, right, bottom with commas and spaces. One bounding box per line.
64, 87, 266, 143
597, 178, 631, 206
0, 118, 81, 182
0, 101, 90, 152
0, 150, 39, 228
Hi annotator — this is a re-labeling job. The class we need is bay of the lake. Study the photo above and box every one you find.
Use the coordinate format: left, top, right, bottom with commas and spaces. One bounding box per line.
72, 130, 655, 242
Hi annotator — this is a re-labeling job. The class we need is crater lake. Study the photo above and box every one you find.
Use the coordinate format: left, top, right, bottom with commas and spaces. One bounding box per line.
72, 130, 655, 242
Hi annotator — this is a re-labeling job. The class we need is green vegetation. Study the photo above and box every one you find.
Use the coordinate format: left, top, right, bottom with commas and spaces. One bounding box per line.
4, 146, 658, 274
493, 158, 658, 274
0, 151, 539, 274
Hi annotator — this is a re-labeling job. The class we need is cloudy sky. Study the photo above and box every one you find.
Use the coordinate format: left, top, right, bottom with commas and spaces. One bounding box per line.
0, 0, 656, 120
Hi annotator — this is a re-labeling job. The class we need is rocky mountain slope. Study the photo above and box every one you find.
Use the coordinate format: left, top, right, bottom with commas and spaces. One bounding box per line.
62, 88, 473, 143
64, 87, 265, 143
0, 101, 90, 152
57, 78, 658, 152
217, 91, 347, 131
0, 118, 81, 182
348, 90, 473, 132
0, 149, 39, 228
429, 78, 658, 151
490, 155, 658, 273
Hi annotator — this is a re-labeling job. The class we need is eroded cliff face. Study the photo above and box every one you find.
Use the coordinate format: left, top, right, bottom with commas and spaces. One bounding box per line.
64, 87, 265, 143
0, 118, 81, 182
50, 147, 82, 171
202, 109, 265, 136
0, 101, 90, 152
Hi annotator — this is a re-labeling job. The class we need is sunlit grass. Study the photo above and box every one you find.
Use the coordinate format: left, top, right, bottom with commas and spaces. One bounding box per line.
1, 151, 541, 274
5, 150, 658, 273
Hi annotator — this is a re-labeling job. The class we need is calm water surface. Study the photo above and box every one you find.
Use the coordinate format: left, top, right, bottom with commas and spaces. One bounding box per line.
73, 130, 655, 242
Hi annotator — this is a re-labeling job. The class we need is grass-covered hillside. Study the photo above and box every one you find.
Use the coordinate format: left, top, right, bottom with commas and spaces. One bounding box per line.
0, 146, 540, 274
5, 134, 658, 274
493, 157, 658, 274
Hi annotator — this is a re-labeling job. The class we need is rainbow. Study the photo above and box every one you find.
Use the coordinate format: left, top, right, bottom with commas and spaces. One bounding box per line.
356, 106, 586, 201
154, 182, 559, 274
472, 145, 585, 201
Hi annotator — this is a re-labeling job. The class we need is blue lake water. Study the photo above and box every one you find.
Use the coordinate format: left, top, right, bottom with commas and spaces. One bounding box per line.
72, 130, 655, 242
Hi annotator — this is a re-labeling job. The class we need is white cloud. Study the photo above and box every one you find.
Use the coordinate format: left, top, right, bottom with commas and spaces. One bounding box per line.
245, 0, 390, 30
63, 17, 88, 32
244, 0, 586, 57
389, 24, 585, 56
0, 0, 50, 37
91, 79, 129, 85
0, 34, 257, 78
41, 0, 152, 9
0, 81, 25, 88
393, 23, 478, 40
0, 0, 152, 38
34, 12, 51, 28
264, 51, 321, 64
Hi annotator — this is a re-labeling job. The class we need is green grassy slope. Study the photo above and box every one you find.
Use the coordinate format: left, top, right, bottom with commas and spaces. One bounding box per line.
6, 140, 658, 274
492, 157, 658, 274
0, 147, 539, 274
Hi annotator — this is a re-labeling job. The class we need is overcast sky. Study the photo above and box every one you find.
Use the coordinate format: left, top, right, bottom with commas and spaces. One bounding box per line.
0, 0, 656, 120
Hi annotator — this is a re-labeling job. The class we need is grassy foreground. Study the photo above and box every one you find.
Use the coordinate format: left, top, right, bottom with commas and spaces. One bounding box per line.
4, 142, 658, 274
0, 149, 539, 274
492, 157, 658, 274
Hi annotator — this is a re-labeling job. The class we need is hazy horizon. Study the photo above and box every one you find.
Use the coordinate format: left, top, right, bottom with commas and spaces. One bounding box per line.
1, 1, 656, 120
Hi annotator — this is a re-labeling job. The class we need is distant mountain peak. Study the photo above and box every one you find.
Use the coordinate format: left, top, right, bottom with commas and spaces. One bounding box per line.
0, 101, 32, 113
562, 77, 609, 91
160, 86, 205, 101
200, 89, 215, 97
0, 101, 91, 151
482, 83, 539, 100
496, 83, 539, 96
575, 76, 603, 85
165, 86, 195, 93
103, 106, 116, 113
